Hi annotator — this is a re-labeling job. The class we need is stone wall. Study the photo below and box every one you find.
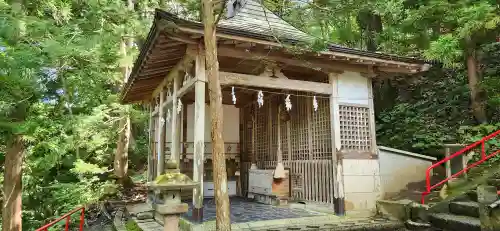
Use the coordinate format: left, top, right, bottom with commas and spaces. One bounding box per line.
343, 159, 381, 213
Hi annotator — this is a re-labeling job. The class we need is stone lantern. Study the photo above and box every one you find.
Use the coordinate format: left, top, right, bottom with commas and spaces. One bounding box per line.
147, 160, 197, 231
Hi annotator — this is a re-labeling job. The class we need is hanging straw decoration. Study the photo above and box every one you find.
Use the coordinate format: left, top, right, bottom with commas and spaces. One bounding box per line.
257, 90, 264, 108
176, 98, 182, 115
167, 85, 171, 97
284, 94, 292, 111
313, 96, 318, 112
166, 109, 171, 123
231, 86, 237, 105
274, 106, 286, 179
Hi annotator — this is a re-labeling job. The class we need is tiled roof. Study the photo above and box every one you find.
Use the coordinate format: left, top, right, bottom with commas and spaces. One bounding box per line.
219, 0, 313, 42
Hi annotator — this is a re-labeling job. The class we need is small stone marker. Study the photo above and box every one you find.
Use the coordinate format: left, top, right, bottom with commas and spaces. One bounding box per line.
477, 185, 500, 231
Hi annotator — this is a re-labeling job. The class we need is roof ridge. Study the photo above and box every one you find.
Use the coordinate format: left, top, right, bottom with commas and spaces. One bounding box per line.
219, 0, 314, 42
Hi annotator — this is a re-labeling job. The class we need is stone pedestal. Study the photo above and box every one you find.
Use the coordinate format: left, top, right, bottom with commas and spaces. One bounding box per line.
147, 160, 197, 231
477, 185, 500, 231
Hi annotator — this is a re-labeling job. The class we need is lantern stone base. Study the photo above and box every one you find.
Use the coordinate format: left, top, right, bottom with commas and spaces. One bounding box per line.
155, 203, 189, 215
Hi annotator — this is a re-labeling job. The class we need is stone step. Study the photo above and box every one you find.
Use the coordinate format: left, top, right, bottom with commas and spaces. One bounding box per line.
404, 220, 431, 230
428, 213, 480, 231
487, 178, 500, 187
465, 190, 478, 202
449, 201, 479, 218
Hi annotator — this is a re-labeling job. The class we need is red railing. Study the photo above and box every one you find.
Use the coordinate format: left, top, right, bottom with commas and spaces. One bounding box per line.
421, 130, 500, 204
35, 207, 85, 231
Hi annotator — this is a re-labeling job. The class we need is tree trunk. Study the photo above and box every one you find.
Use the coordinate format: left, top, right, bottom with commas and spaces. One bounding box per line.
201, 0, 231, 229
3, 135, 24, 231
114, 115, 130, 182
466, 45, 487, 123
114, 35, 132, 185
357, 10, 382, 52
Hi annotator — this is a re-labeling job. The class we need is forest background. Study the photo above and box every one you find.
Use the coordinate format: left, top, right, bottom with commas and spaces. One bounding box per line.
0, 0, 499, 229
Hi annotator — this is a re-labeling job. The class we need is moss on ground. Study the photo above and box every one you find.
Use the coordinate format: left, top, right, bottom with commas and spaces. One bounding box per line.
125, 220, 142, 231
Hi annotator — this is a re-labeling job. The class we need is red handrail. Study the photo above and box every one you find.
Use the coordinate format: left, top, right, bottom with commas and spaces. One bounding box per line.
421, 130, 500, 204
35, 206, 85, 231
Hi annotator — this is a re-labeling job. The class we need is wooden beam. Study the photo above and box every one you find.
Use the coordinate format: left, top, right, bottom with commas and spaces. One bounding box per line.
152, 45, 197, 98
219, 71, 332, 95
163, 77, 197, 106
177, 26, 428, 72
168, 34, 198, 45
193, 45, 206, 213
140, 66, 175, 76
218, 46, 370, 74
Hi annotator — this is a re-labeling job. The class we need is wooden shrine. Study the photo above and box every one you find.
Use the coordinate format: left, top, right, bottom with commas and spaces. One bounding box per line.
120, 0, 430, 221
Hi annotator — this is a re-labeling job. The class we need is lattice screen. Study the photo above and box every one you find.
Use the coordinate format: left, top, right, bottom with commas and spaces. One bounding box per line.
254, 99, 268, 162
242, 94, 332, 162
280, 118, 289, 161
311, 97, 332, 159
339, 104, 372, 152
268, 97, 278, 162
290, 96, 309, 160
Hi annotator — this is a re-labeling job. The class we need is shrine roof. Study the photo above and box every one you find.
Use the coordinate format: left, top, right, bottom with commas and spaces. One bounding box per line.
121, 2, 430, 103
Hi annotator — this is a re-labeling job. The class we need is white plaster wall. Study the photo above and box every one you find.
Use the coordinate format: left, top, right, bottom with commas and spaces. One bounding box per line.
336, 71, 379, 213
185, 104, 240, 143
337, 71, 370, 106
342, 159, 381, 213
379, 147, 435, 199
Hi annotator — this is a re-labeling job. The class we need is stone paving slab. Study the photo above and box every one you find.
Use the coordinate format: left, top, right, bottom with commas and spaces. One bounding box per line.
182, 198, 323, 223
133, 218, 164, 231
127, 203, 154, 215
180, 214, 404, 231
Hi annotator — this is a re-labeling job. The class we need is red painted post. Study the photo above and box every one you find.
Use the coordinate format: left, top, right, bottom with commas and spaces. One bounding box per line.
421, 130, 500, 204
79, 207, 85, 231
482, 142, 486, 160
65, 215, 71, 231
35, 207, 85, 231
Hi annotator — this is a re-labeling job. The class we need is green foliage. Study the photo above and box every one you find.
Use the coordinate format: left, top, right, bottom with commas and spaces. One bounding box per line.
0, 0, 498, 229
0, 0, 150, 229
375, 67, 473, 157
376, 41, 500, 157
126, 220, 142, 231
457, 123, 500, 164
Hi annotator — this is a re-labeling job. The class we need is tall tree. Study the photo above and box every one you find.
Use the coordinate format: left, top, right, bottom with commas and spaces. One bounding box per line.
201, 0, 231, 229
378, 0, 500, 123
114, 0, 135, 186
114, 37, 131, 185
1, 2, 31, 230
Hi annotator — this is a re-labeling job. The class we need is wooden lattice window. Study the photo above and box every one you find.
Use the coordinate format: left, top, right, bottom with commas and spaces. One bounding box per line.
339, 105, 372, 152
311, 97, 332, 160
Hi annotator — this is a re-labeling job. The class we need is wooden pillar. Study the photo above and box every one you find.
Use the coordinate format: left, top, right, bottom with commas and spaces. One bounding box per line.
170, 74, 181, 164
157, 90, 166, 176
367, 78, 377, 154
193, 47, 206, 222
329, 73, 345, 216
147, 103, 154, 182
268, 102, 272, 160
445, 147, 451, 179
